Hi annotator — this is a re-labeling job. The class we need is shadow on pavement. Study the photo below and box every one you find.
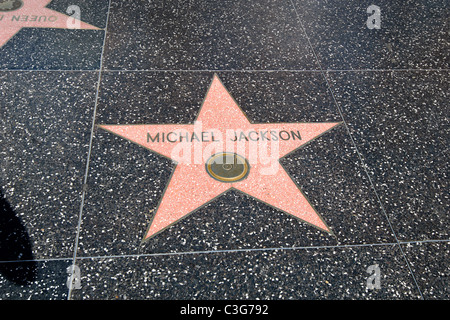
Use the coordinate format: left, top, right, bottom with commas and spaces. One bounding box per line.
0, 188, 37, 286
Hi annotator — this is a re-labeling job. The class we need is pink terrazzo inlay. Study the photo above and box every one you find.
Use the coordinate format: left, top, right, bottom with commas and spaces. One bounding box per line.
0, 0, 99, 48
98, 75, 341, 241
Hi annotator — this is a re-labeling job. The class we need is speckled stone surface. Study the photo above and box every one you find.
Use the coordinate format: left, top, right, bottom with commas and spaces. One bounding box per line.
292, 0, 449, 70
0, 71, 98, 260
70, 245, 421, 300
327, 71, 449, 241
0, 259, 71, 299
0, 0, 448, 301
402, 242, 450, 299
102, 0, 319, 70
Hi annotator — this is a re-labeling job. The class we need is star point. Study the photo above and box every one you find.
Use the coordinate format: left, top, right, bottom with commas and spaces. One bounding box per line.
0, 0, 100, 48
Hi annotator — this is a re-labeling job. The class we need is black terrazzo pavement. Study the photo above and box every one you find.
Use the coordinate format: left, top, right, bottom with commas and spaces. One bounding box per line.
0, 0, 448, 301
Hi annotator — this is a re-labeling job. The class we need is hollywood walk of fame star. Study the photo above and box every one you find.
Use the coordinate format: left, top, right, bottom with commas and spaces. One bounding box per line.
0, 0, 99, 48
98, 75, 342, 242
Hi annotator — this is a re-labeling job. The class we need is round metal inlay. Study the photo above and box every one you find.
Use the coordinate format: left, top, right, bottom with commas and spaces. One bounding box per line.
206, 152, 249, 183
0, 0, 23, 12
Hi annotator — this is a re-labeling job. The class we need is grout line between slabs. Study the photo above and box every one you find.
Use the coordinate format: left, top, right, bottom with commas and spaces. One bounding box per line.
102, 68, 450, 73
287, 0, 425, 299
67, 0, 112, 300
0, 238, 448, 264
0, 68, 448, 72
71, 242, 401, 261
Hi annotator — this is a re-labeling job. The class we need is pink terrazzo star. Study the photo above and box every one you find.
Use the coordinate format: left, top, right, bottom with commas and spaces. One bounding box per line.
99, 75, 341, 242
0, 0, 99, 48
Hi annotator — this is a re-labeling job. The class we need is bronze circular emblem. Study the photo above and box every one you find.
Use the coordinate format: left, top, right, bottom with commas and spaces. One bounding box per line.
0, 0, 23, 12
206, 152, 249, 183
